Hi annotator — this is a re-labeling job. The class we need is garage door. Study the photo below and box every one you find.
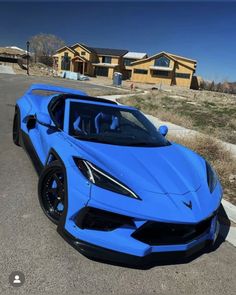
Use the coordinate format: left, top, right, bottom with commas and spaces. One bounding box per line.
95, 67, 108, 77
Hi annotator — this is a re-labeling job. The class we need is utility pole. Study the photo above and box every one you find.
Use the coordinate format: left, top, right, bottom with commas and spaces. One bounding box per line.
26, 41, 30, 75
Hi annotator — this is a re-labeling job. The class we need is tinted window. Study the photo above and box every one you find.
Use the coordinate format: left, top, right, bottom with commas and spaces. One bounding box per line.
175, 73, 190, 79
61, 52, 71, 71
124, 58, 136, 66
152, 70, 169, 77
154, 56, 170, 67
95, 67, 109, 76
102, 56, 112, 63
134, 69, 148, 74
68, 102, 170, 147
51, 99, 65, 128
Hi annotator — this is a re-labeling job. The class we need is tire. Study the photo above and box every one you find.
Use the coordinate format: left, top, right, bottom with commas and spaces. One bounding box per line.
13, 107, 21, 146
38, 160, 66, 225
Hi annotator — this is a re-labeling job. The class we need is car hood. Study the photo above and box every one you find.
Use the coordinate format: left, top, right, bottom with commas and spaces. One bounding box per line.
68, 136, 206, 195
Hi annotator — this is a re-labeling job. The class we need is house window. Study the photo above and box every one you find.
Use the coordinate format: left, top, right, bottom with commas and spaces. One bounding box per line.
175, 73, 190, 79
81, 51, 86, 56
152, 70, 169, 77
134, 69, 148, 74
95, 66, 109, 77
102, 56, 112, 63
123, 58, 136, 66
154, 56, 170, 67
61, 52, 71, 71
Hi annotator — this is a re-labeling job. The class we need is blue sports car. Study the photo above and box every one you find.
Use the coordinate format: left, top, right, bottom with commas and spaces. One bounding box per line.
13, 84, 222, 265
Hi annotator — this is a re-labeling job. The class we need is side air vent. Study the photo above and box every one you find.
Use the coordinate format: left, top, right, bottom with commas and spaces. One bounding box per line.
75, 207, 135, 231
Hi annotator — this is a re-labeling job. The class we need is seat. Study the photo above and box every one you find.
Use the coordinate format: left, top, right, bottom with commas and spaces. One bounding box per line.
73, 116, 82, 132
73, 113, 94, 134
94, 112, 119, 134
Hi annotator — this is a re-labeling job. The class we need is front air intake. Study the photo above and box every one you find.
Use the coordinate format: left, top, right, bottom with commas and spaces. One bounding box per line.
131, 215, 214, 245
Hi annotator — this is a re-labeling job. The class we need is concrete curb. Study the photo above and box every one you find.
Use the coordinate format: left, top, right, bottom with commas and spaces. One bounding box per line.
222, 199, 236, 224
221, 200, 236, 247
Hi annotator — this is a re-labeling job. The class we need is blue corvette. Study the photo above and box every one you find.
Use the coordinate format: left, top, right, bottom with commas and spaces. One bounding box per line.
13, 84, 222, 265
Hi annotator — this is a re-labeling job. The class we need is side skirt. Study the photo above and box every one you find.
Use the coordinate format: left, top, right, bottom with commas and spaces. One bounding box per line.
21, 130, 44, 175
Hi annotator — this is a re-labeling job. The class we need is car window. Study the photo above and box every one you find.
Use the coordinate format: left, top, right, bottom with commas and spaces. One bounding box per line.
120, 111, 149, 131
50, 99, 65, 128
68, 101, 170, 147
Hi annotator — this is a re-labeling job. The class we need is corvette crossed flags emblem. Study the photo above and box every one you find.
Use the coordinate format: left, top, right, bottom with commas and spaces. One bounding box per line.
183, 200, 193, 210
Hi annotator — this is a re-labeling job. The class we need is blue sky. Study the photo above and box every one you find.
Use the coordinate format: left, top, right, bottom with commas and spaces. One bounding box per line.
1, 1, 236, 82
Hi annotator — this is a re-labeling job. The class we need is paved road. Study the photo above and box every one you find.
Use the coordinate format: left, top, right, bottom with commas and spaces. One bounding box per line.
0, 74, 235, 295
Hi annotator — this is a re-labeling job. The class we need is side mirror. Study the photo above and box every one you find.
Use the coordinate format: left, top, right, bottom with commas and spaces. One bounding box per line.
158, 125, 168, 137
36, 112, 52, 127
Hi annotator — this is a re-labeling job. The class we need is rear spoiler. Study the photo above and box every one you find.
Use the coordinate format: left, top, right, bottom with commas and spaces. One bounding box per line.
25, 83, 87, 96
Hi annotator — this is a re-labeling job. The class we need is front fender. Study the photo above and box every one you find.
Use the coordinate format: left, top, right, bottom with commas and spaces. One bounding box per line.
46, 147, 91, 234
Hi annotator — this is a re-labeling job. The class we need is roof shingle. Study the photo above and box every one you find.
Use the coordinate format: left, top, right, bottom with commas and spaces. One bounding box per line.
81, 44, 128, 56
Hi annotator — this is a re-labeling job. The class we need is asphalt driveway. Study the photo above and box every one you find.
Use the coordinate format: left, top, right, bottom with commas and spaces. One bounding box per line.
0, 74, 235, 295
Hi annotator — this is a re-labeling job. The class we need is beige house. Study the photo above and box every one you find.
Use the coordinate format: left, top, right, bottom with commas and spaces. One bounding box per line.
53, 43, 128, 79
53, 43, 198, 88
122, 52, 148, 79
129, 51, 197, 88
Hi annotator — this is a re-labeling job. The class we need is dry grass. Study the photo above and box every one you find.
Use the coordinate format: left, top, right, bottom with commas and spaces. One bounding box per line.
119, 93, 194, 128
119, 89, 236, 144
168, 134, 236, 205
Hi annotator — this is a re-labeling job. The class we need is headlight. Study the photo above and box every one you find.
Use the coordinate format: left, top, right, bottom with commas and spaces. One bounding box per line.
206, 161, 218, 193
73, 158, 141, 200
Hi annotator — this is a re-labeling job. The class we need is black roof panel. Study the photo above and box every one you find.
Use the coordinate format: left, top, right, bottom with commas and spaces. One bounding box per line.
81, 44, 128, 57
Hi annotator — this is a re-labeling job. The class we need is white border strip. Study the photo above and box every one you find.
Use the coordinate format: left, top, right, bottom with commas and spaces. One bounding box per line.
222, 199, 236, 224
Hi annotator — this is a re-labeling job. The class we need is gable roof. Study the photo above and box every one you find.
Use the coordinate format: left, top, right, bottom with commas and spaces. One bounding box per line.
70, 43, 93, 53
56, 46, 75, 54
166, 52, 197, 63
71, 53, 88, 62
130, 52, 171, 65
130, 51, 196, 70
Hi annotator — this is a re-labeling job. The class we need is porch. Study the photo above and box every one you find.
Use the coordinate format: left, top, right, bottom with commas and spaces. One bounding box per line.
72, 56, 88, 74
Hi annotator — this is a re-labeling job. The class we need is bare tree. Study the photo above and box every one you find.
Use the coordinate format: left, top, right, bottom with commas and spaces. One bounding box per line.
199, 79, 236, 94
208, 81, 215, 91
30, 33, 65, 66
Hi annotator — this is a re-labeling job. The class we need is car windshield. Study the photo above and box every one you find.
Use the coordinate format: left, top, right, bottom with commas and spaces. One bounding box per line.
68, 101, 170, 147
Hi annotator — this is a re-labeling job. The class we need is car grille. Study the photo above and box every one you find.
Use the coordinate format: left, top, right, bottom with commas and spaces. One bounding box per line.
131, 215, 214, 246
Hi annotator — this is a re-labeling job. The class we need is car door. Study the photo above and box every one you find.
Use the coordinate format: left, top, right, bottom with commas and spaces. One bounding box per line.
28, 102, 65, 166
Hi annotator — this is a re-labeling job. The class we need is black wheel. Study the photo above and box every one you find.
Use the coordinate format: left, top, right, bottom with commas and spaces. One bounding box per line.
13, 107, 21, 146
38, 160, 65, 225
